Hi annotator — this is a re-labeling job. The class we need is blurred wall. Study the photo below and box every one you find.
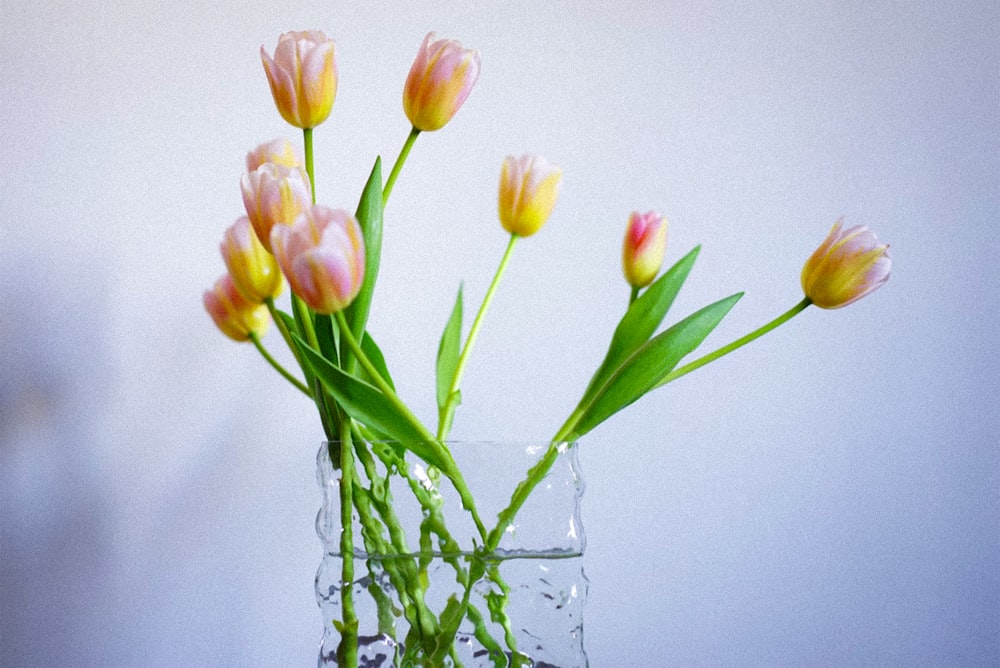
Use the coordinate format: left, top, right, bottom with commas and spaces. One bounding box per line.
2, 1, 997, 665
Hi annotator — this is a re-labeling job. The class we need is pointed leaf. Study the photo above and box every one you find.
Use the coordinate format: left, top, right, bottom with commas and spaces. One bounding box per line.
344, 157, 384, 342
571, 292, 743, 438
436, 284, 463, 410
314, 312, 339, 364
362, 331, 395, 391
291, 333, 446, 469
580, 246, 700, 405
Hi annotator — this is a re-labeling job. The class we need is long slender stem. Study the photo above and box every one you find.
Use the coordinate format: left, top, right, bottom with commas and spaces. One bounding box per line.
336, 425, 358, 668
489, 298, 814, 551
382, 127, 420, 206
303, 127, 316, 202
249, 332, 311, 396
655, 297, 812, 388
437, 233, 519, 440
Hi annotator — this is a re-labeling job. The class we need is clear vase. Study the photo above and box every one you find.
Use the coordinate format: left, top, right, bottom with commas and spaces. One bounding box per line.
315, 441, 588, 667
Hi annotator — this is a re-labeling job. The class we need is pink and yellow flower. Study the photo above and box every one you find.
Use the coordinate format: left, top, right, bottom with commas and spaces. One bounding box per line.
270, 205, 365, 314
204, 273, 270, 341
403, 32, 480, 132
240, 163, 312, 253
261, 31, 338, 129
220, 216, 284, 303
497, 154, 562, 237
622, 211, 668, 288
801, 220, 891, 309
246, 138, 303, 173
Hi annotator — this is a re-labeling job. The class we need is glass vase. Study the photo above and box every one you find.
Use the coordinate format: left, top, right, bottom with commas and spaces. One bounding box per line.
315, 441, 588, 667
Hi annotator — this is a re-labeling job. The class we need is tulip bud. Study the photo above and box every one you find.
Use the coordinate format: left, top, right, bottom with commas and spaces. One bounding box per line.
246, 138, 303, 173
497, 154, 562, 237
261, 31, 338, 129
220, 216, 284, 303
204, 273, 270, 341
622, 211, 668, 288
270, 205, 365, 315
240, 163, 312, 253
801, 220, 891, 309
403, 32, 481, 132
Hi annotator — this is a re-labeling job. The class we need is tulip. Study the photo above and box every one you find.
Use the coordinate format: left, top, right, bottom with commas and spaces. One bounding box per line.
204, 273, 270, 341
240, 163, 312, 253
261, 31, 338, 129
622, 211, 668, 288
801, 220, 891, 309
246, 138, 303, 173
270, 205, 365, 314
497, 154, 562, 237
220, 216, 283, 303
403, 32, 480, 132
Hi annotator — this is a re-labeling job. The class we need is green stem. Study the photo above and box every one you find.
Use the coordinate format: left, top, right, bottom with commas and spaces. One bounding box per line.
490, 299, 814, 551
333, 311, 489, 542
437, 234, 519, 440
382, 127, 420, 206
629, 285, 640, 304
248, 331, 311, 397
655, 297, 812, 388
303, 127, 316, 203
336, 427, 358, 668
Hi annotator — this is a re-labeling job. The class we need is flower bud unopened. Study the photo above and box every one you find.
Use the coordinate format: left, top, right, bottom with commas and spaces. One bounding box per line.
497, 154, 562, 237
204, 273, 270, 341
622, 211, 668, 288
403, 32, 480, 132
261, 31, 338, 129
801, 220, 891, 309
270, 205, 365, 314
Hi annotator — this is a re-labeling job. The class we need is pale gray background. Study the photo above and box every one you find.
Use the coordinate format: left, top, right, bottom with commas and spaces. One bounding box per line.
2, 1, 997, 666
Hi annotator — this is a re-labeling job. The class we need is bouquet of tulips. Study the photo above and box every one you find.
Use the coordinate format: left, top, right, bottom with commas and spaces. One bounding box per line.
203, 30, 891, 667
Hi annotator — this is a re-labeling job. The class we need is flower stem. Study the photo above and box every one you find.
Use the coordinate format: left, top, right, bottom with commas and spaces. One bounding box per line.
248, 331, 311, 397
303, 127, 316, 203
336, 426, 358, 668
655, 296, 813, 388
437, 234, 519, 440
382, 126, 420, 206
629, 286, 640, 304
333, 311, 488, 541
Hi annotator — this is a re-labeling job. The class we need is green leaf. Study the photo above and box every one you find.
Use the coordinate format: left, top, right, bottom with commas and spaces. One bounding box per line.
361, 331, 395, 391
579, 246, 700, 405
570, 292, 743, 439
344, 157, 384, 343
314, 312, 339, 365
436, 284, 463, 410
291, 333, 446, 469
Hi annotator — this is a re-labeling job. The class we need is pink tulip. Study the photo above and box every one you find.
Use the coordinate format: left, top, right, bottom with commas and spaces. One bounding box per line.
204, 273, 270, 341
261, 31, 338, 129
403, 32, 480, 132
240, 163, 312, 253
622, 211, 668, 288
801, 220, 891, 309
246, 138, 303, 173
497, 154, 562, 237
220, 216, 283, 303
270, 206, 365, 314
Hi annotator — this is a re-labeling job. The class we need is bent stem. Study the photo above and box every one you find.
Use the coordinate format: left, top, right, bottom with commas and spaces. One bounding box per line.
655, 297, 812, 388
248, 331, 311, 396
437, 233, 519, 440
382, 127, 420, 206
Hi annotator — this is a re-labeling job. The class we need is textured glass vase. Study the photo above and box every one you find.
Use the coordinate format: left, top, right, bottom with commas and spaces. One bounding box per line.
315, 441, 588, 667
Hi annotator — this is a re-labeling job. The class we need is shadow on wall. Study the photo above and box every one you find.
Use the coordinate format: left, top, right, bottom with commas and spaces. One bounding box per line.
1, 247, 116, 665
